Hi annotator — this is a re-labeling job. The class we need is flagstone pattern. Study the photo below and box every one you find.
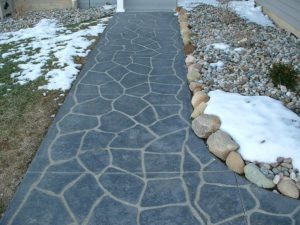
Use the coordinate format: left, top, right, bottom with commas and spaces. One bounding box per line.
1, 13, 299, 225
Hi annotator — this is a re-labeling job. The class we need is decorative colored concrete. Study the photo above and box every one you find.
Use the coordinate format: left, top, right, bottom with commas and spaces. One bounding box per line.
1, 13, 299, 225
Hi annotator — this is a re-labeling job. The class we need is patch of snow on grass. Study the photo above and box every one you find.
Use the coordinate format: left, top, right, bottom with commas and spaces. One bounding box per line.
205, 90, 300, 170
0, 18, 108, 90
178, 0, 219, 11
229, 0, 274, 27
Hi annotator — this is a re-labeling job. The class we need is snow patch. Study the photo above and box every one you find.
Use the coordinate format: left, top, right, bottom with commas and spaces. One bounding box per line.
0, 18, 109, 90
205, 90, 300, 171
211, 43, 230, 50
229, 0, 274, 27
178, 0, 273, 26
102, 4, 116, 10
210, 61, 224, 70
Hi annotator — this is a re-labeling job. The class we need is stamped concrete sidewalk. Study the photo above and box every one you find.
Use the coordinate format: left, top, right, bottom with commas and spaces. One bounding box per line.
1, 13, 300, 225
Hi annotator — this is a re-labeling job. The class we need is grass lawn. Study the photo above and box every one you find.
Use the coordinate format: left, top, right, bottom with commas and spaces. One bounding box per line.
0, 18, 105, 216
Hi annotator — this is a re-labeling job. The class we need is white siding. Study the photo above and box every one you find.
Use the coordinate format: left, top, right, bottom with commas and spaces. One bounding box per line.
256, 0, 300, 31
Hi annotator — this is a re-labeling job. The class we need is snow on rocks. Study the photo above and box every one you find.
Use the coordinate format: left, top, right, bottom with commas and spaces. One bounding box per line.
228, 0, 274, 27
205, 90, 300, 171
184, 40, 300, 200
187, 4, 300, 114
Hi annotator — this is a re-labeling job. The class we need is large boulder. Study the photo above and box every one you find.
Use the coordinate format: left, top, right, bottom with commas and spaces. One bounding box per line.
191, 91, 209, 108
277, 177, 299, 199
207, 130, 239, 161
192, 114, 221, 138
244, 163, 275, 189
226, 151, 245, 174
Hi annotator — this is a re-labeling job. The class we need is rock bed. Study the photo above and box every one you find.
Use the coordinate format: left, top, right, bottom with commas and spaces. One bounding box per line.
0, 5, 115, 33
187, 5, 300, 115
177, 7, 300, 200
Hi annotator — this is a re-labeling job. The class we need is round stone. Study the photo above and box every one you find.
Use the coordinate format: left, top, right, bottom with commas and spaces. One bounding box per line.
187, 69, 201, 83
226, 151, 245, 174
207, 130, 239, 161
277, 177, 299, 199
189, 82, 203, 92
185, 55, 196, 67
244, 163, 276, 189
192, 114, 221, 138
191, 102, 207, 119
191, 91, 209, 108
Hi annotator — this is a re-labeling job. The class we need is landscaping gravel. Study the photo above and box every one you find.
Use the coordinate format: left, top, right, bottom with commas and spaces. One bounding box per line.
188, 5, 300, 114
0, 5, 115, 32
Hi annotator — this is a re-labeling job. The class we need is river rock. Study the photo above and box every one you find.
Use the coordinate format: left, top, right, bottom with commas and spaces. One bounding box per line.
207, 130, 239, 160
191, 102, 207, 119
178, 13, 188, 22
192, 114, 221, 138
273, 174, 281, 184
181, 28, 191, 37
226, 151, 244, 174
244, 163, 276, 189
182, 34, 191, 46
189, 82, 203, 92
277, 177, 299, 199
191, 91, 209, 108
185, 55, 195, 66
281, 162, 292, 169
187, 68, 201, 82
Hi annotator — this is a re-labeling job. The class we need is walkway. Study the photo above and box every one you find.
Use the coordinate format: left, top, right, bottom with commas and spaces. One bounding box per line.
1, 13, 299, 225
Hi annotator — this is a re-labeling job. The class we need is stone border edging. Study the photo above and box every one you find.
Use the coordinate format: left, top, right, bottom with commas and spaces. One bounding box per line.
176, 7, 300, 200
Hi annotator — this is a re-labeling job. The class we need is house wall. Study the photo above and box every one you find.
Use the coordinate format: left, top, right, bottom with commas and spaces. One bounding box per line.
14, 0, 73, 10
78, 0, 116, 9
13, 0, 116, 10
255, 0, 300, 38
124, 0, 176, 12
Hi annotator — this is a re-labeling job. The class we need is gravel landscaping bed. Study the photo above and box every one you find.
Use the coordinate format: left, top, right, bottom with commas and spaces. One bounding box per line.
187, 4, 300, 114
178, 3, 300, 200
0, 5, 115, 32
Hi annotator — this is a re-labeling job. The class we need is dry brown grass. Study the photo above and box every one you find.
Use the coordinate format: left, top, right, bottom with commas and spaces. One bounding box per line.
0, 90, 64, 216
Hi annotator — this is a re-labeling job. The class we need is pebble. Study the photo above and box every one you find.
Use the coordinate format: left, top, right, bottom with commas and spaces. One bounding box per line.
273, 174, 281, 184
281, 162, 293, 169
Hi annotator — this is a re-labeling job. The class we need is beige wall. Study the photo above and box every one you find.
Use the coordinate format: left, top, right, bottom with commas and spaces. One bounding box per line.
14, 0, 73, 11
255, 0, 300, 38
